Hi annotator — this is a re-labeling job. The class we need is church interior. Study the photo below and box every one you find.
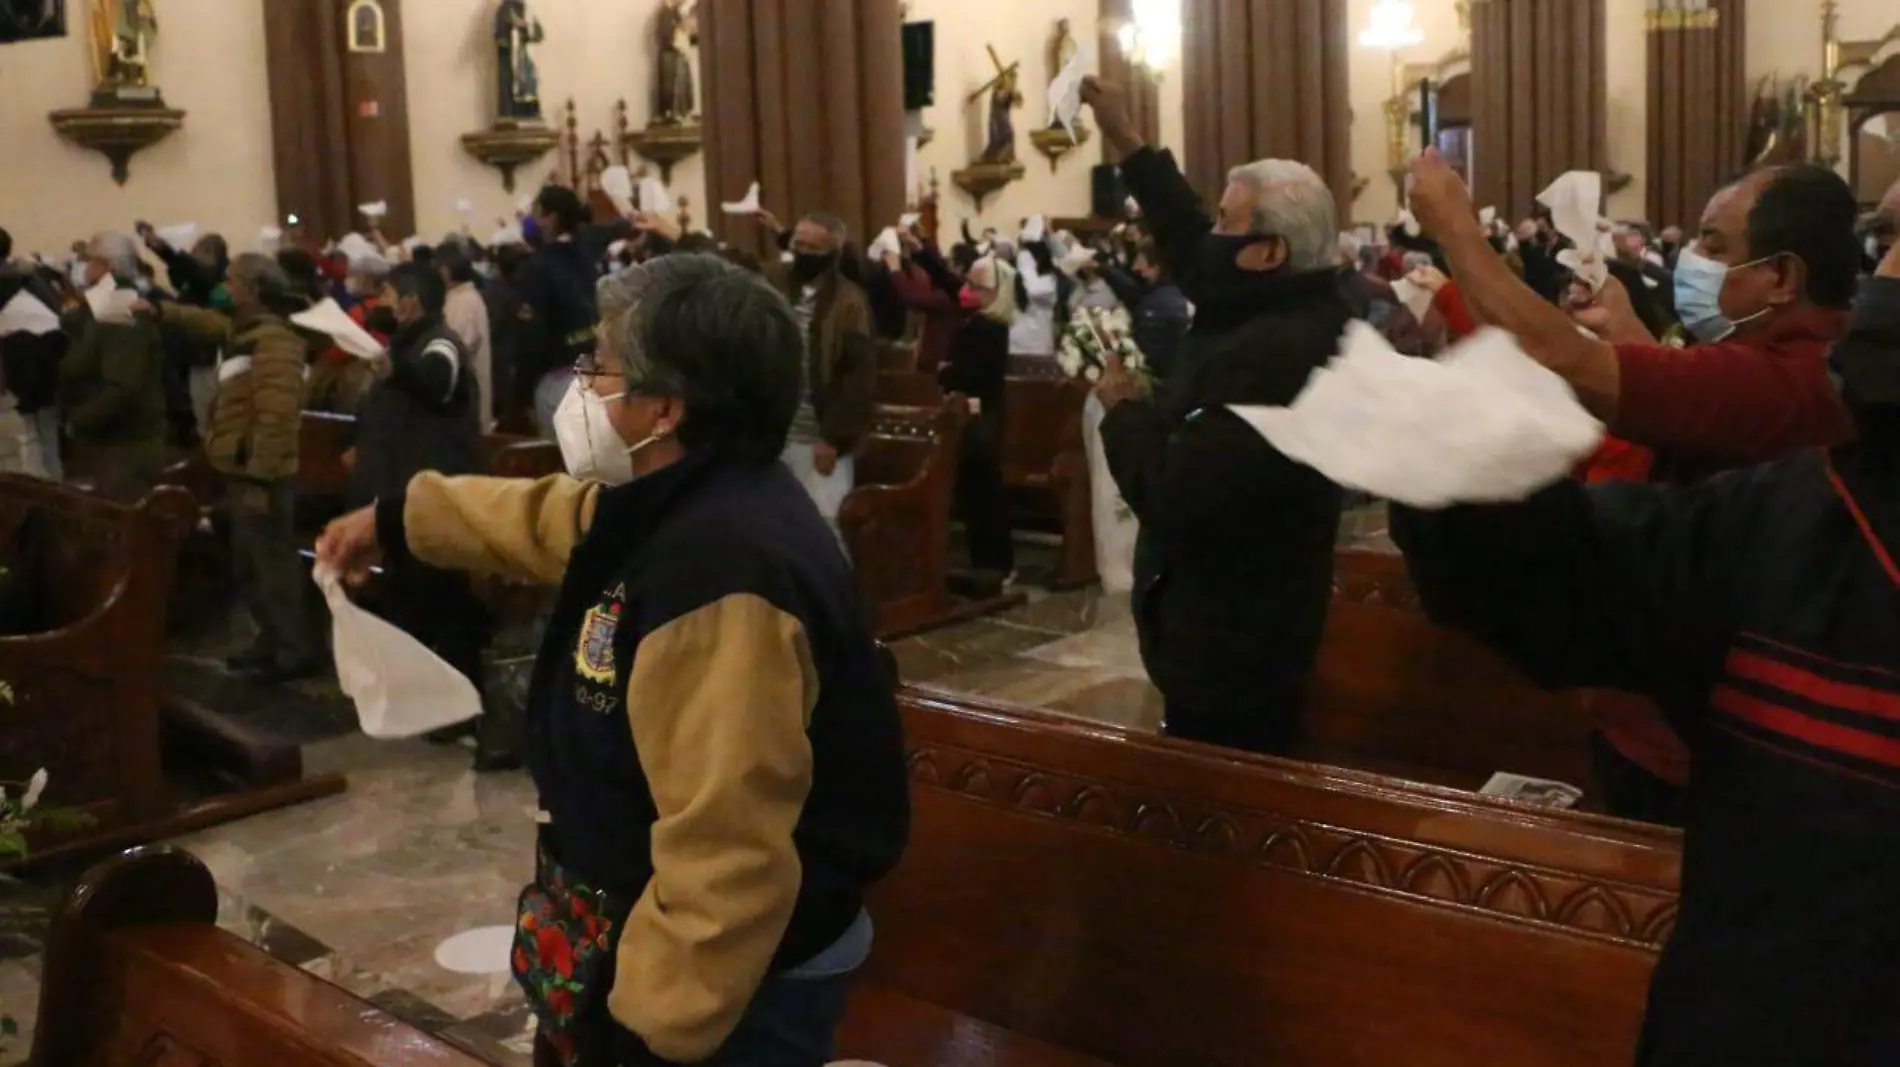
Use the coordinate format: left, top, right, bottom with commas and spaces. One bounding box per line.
2, 0, 1900, 1064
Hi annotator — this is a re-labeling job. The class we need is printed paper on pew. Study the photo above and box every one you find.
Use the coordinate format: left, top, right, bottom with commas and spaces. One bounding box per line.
291, 297, 385, 360
84, 277, 140, 325
1480, 772, 1583, 810
1228, 321, 1603, 509
0, 290, 61, 338
722, 181, 762, 215
1047, 38, 1095, 142
315, 565, 482, 740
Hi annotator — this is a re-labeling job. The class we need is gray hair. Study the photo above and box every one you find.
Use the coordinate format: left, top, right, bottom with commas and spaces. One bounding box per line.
1401, 251, 1435, 274
595, 254, 806, 460
90, 230, 141, 284
227, 253, 295, 307
1225, 159, 1337, 271
800, 211, 849, 246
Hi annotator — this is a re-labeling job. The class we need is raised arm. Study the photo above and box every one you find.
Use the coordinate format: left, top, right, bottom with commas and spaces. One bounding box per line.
370, 471, 600, 584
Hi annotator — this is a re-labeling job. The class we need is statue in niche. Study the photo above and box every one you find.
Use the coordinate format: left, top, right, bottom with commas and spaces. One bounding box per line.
1045, 18, 1076, 130
968, 44, 1022, 166
493, 0, 545, 123
87, 0, 157, 91
654, 0, 698, 124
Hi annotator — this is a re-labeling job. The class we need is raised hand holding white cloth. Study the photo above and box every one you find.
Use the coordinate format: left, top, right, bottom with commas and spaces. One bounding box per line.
722, 181, 763, 215
600, 166, 636, 216
1537, 171, 1614, 290
1229, 322, 1604, 509
315, 565, 482, 740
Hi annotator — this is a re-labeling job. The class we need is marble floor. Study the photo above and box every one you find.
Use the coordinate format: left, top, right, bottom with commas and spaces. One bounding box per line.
0, 509, 1398, 1065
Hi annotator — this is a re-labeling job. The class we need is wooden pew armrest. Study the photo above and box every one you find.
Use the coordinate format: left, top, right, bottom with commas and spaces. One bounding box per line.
838, 983, 1120, 1067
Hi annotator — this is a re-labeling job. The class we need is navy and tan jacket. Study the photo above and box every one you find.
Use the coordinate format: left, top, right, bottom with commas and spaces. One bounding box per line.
376, 450, 908, 1063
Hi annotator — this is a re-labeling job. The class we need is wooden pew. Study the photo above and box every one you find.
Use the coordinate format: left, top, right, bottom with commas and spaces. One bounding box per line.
837, 691, 1681, 1067
878, 369, 946, 408
1000, 375, 1096, 589
1302, 549, 1595, 792
33, 846, 488, 1067
843, 399, 985, 639
0, 477, 344, 867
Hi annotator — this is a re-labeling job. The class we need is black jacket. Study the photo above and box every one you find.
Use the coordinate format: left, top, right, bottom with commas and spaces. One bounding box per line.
511, 222, 631, 400
1389, 278, 1900, 1067
937, 315, 1009, 416
1102, 146, 1351, 752
0, 269, 67, 413
1100, 262, 1190, 379
349, 316, 483, 505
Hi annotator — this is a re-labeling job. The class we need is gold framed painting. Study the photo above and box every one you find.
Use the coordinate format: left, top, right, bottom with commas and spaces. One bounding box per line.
346, 0, 385, 54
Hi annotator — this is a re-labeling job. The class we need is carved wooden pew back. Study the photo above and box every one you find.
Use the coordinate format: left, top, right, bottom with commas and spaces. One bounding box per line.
842, 400, 969, 638
999, 374, 1096, 588
33, 847, 488, 1067
1305, 550, 1594, 791
841, 692, 1680, 1067
0, 477, 196, 856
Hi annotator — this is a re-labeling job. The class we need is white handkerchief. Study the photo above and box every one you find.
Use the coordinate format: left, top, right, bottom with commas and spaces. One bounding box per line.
490, 223, 526, 247
315, 565, 482, 740
336, 233, 382, 265
600, 165, 636, 216
1057, 246, 1098, 276
867, 227, 903, 262
722, 181, 763, 215
1396, 208, 1421, 237
156, 222, 199, 248
1022, 214, 1047, 244
1229, 322, 1603, 509
899, 212, 921, 229
359, 200, 389, 219
455, 197, 474, 216
291, 297, 385, 360
517, 192, 536, 215
1389, 275, 1435, 322
1478, 206, 1496, 230
1537, 171, 1613, 289
638, 175, 670, 213
84, 277, 139, 325
0, 290, 60, 338
1047, 39, 1094, 141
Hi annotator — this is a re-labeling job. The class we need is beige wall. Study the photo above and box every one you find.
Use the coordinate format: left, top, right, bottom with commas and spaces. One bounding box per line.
405, 0, 707, 243
0, 0, 277, 261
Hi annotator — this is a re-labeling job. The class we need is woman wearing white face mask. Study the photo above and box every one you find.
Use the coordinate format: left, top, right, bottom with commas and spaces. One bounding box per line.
316, 254, 909, 1067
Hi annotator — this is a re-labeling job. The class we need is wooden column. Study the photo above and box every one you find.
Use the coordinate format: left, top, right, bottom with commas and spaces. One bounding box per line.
1181, 0, 1352, 212
699, 0, 906, 248
263, 0, 417, 243
1100, 0, 1162, 160
1469, 0, 1608, 222
1646, 0, 1745, 229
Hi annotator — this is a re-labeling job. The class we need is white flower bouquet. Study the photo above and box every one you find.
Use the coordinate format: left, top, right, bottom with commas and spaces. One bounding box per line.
1055, 306, 1147, 385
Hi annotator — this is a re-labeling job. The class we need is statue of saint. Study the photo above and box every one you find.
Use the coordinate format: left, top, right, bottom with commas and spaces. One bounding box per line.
655, 0, 698, 125
88, 0, 158, 91
493, 0, 545, 123
1046, 18, 1076, 131
983, 69, 1022, 164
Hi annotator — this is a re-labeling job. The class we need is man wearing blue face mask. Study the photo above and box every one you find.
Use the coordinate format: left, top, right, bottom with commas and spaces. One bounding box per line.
1408, 151, 1858, 487
1389, 238, 1900, 1066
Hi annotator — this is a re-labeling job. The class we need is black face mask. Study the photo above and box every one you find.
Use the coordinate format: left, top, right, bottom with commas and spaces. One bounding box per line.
1180, 233, 1283, 315
790, 251, 836, 284
365, 306, 401, 336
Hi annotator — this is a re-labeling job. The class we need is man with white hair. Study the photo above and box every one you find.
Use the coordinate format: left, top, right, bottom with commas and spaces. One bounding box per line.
1078, 78, 1354, 755
54, 231, 169, 502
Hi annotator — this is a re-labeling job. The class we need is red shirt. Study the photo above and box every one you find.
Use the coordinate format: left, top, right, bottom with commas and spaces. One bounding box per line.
887, 262, 966, 373
1612, 306, 1854, 483
1432, 281, 1478, 343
